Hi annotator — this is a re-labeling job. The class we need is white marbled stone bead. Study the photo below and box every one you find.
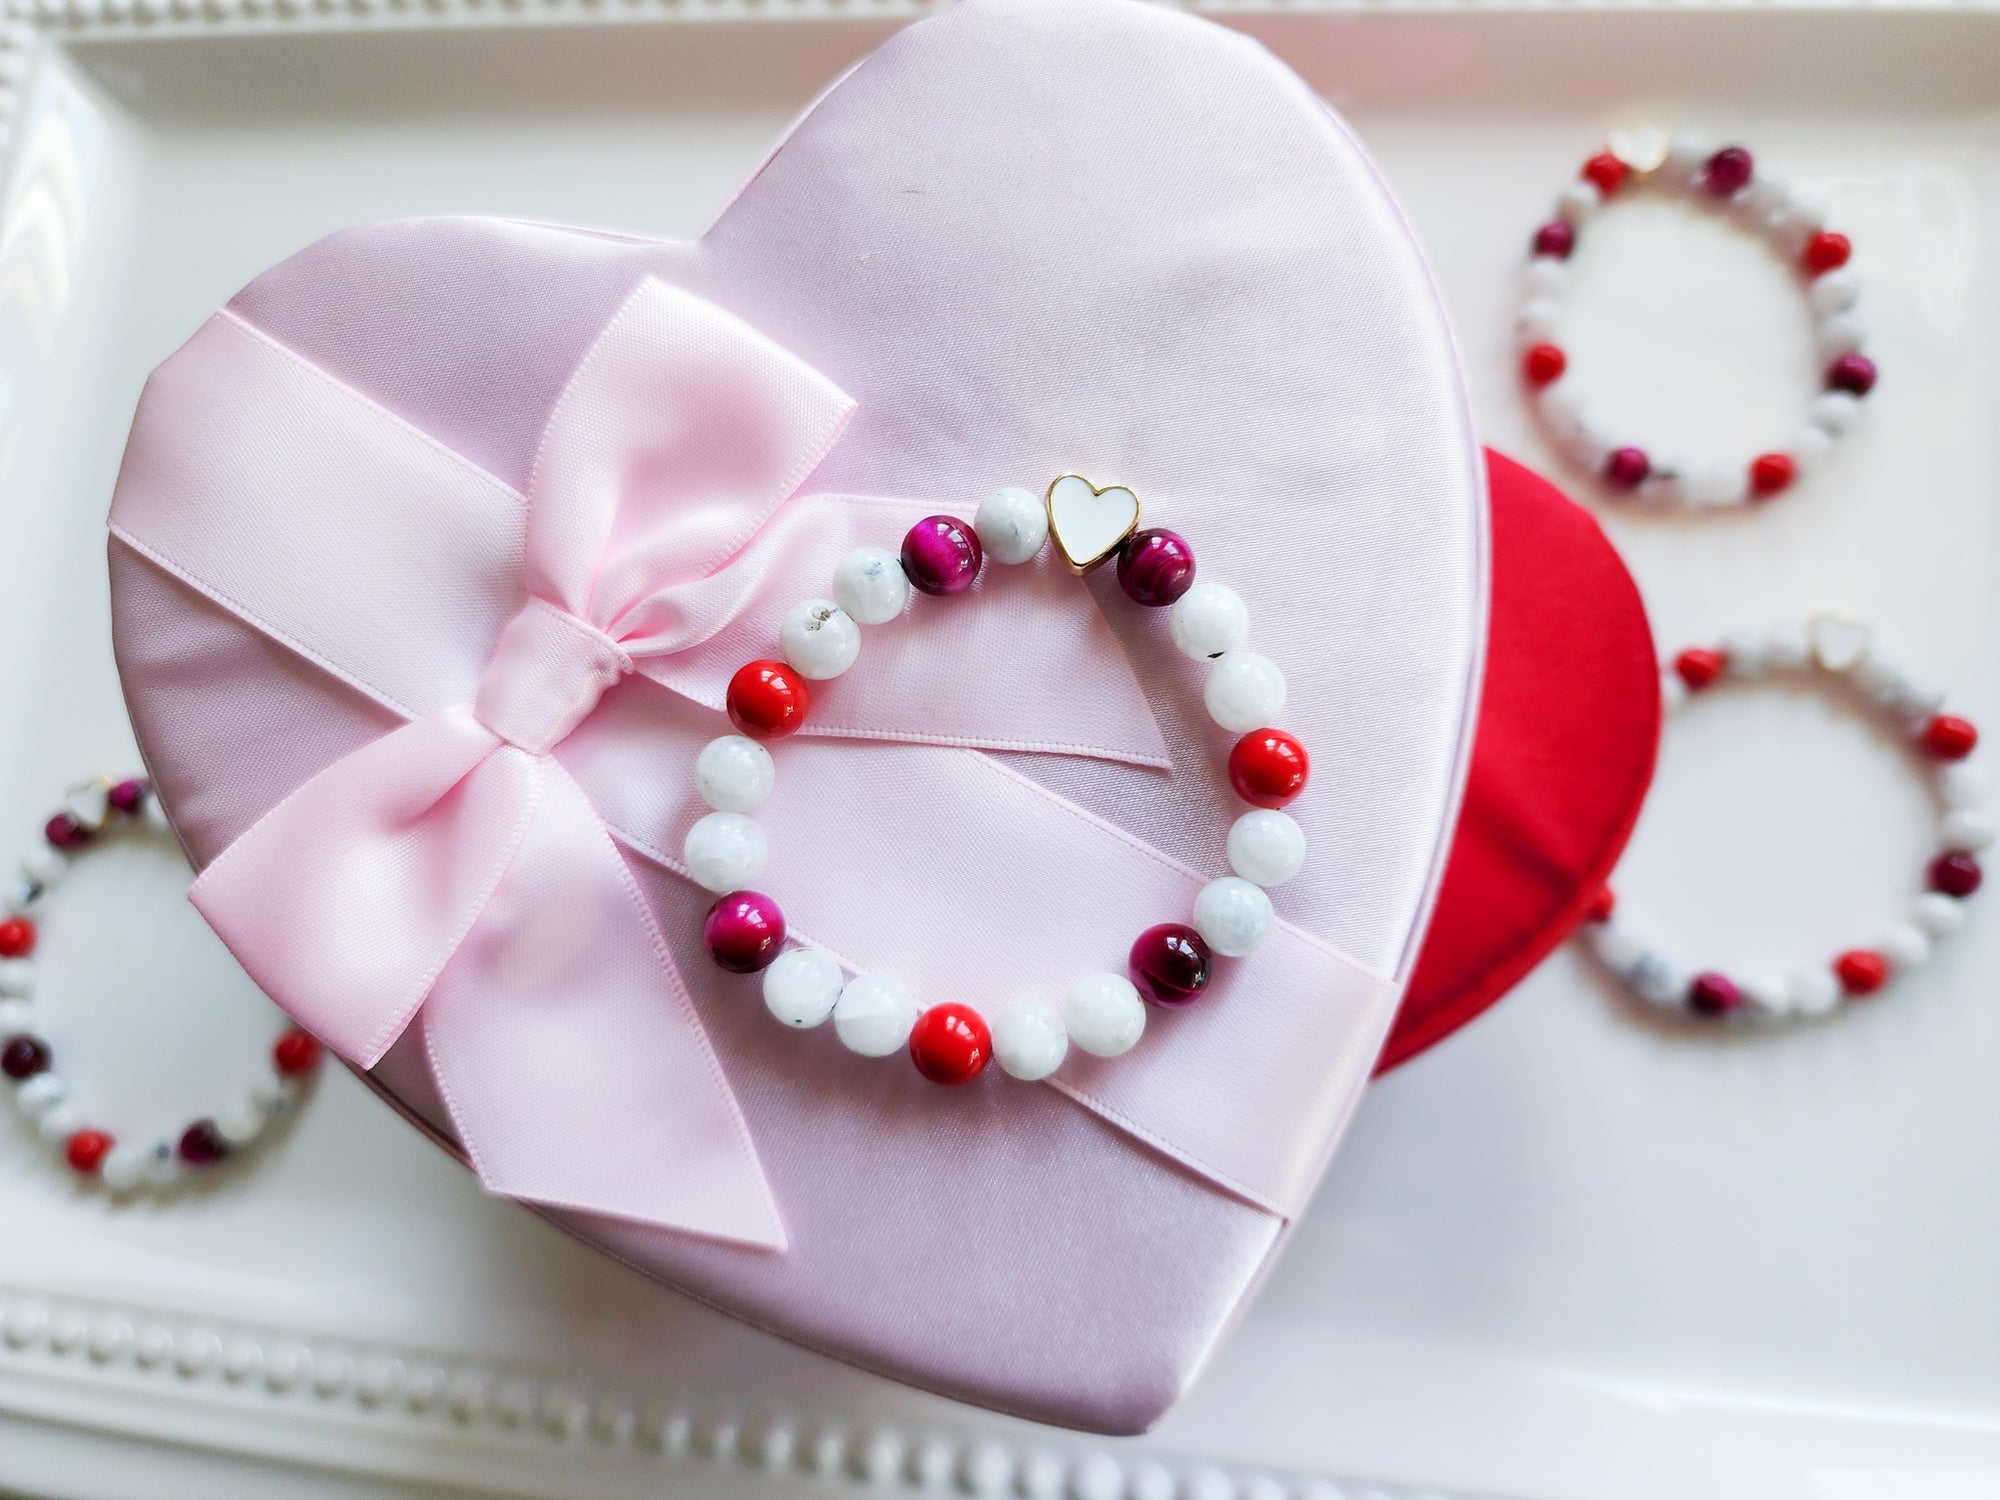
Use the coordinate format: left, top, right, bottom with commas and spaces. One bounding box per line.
1849, 652, 1903, 703
1789, 966, 1842, 1017
832, 547, 910, 626
1062, 974, 1145, 1059
1719, 630, 1768, 677
1888, 678, 1946, 724
682, 812, 767, 894
22, 847, 66, 891
1203, 654, 1285, 734
1742, 975, 1793, 1016
1662, 131, 1712, 184
1811, 392, 1863, 436
973, 487, 1048, 565
1770, 196, 1827, 257
100, 1145, 147, 1193
1169, 583, 1249, 662
1638, 470, 1687, 507
1913, 891, 1968, 940
1536, 380, 1587, 439
251, 1073, 297, 1116
1809, 270, 1860, 317
1687, 465, 1749, 508
1942, 809, 1995, 853
762, 949, 844, 1029
694, 735, 776, 814
1522, 257, 1567, 297
143, 1142, 181, 1189
1660, 672, 1687, 712
1740, 174, 1792, 223
1192, 877, 1275, 958
1515, 299, 1560, 347
1817, 312, 1865, 361
37, 1103, 79, 1144
991, 1000, 1068, 1081
216, 1097, 269, 1148
832, 974, 918, 1057
0, 1000, 32, 1034
1226, 810, 1306, 888
1629, 951, 1686, 1007
1556, 180, 1600, 225
778, 600, 861, 681
1587, 920, 1646, 977
1790, 424, 1834, 476
15, 1072, 65, 1120
1878, 923, 1931, 971
1941, 761, 1986, 810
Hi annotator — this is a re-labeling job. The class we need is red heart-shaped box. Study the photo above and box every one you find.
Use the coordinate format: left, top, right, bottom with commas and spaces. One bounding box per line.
108, 0, 1652, 1433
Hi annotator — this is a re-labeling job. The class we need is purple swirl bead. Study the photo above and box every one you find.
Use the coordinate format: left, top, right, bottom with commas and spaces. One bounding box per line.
1687, 972, 1743, 1017
704, 890, 787, 974
108, 778, 150, 815
44, 813, 91, 850
1128, 923, 1213, 1008
1532, 220, 1575, 259
1, 1035, 50, 1081
1116, 529, 1196, 608
900, 515, 983, 596
1703, 147, 1754, 198
178, 1119, 231, 1166
1604, 447, 1650, 490
1827, 352, 1877, 397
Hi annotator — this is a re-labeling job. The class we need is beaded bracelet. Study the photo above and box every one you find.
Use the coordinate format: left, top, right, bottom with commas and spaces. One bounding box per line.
1, 777, 323, 1190
1519, 130, 1874, 507
1584, 619, 1988, 1020
678, 476, 1308, 1086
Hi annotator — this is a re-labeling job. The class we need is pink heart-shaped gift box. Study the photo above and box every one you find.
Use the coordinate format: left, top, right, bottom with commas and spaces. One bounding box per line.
100, 0, 1642, 1435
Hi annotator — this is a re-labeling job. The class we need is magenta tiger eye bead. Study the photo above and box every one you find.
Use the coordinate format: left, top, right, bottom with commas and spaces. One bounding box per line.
1532, 221, 1575, 259
1128, 923, 1213, 1008
1116, 529, 1196, 608
178, 1119, 230, 1166
704, 890, 787, 974
44, 813, 91, 850
1827, 352, 1877, 397
1703, 146, 1754, 198
1687, 971, 1743, 1017
1604, 446, 1651, 490
900, 515, 983, 596
108, 779, 150, 815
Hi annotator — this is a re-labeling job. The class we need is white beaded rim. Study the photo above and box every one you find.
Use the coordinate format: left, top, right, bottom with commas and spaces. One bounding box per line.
1517, 128, 1876, 508
683, 480, 1313, 1086
1583, 618, 1989, 1021
0, 777, 322, 1190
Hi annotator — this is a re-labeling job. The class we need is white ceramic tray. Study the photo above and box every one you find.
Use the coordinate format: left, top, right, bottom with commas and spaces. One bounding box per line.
3, 4, 1998, 1497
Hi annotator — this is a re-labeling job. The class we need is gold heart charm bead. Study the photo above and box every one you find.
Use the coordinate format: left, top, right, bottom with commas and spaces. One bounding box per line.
1046, 474, 1142, 575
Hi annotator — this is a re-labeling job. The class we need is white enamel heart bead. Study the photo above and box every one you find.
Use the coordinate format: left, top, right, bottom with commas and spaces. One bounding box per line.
1045, 474, 1139, 573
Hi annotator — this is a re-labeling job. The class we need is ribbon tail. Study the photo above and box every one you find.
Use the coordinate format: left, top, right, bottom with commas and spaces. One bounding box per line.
189, 705, 533, 1069
420, 762, 786, 1251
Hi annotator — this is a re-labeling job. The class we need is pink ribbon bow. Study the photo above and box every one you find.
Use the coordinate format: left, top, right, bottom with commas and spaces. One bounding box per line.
110, 275, 1401, 1249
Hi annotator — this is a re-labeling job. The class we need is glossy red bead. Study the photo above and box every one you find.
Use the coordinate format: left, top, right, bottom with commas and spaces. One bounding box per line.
1923, 715, 1978, 761
1522, 343, 1567, 388
273, 1029, 322, 1077
2, 1035, 50, 1081
1532, 220, 1575, 259
1674, 647, 1728, 692
0, 916, 35, 959
1582, 152, 1630, 197
1749, 452, 1796, 499
725, 659, 810, 740
1930, 852, 1983, 899
1687, 972, 1743, 1016
179, 1120, 230, 1166
1604, 447, 1650, 490
1583, 888, 1616, 924
1803, 231, 1851, 276
66, 1129, 113, 1176
908, 1003, 990, 1085
703, 891, 787, 974
1834, 949, 1890, 996
1128, 923, 1212, 1008
1228, 728, 1310, 809
44, 813, 91, 850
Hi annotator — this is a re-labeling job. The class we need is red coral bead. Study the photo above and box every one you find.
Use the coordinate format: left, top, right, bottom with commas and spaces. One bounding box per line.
66, 1130, 114, 1175
908, 1003, 990, 1085
1583, 888, 1616, 924
1803, 231, 1851, 276
1674, 648, 1728, 692
1582, 152, 1630, 197
0, 916, 34, 959
1834, 949, 1890, 996
1923, 715, 1979, 761
273, 1029, 322, 1077
1749, 452, 1796, 499
726, 660, 810, 740
1522, 343, 1567, 388
1228, 729, 1310, 809
1930, 852, 1983, 899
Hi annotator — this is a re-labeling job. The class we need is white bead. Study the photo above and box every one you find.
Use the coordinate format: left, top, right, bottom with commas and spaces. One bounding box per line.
832, 974, 918, 1057
1169, 583, 1249, 662
1790, 424, 1834, 475
15, 1073, 65, 1120
1849, 652, 1903, 702
143, 1142, 181, 1189
762, 949, 844, 1029
1762, 623, 1811, 670
1890, 679, 1947, 724
1789, 966, 1842, 1017
1587, 920, 1646, 977
0, 960, 33, 1001
682, 812, 767, 894
1810, 392, 1863, 436
1942, 809, 1995, 853
1536, 381, 1587, 439
694, 735, 775, 813
973, 487, 1048, 565
1879, 922, 1931, 971
991, 1000, 1069, 1081
1914, 891, 1968, 940
22, 847, 67, 891
1226, 810, 1306, 887
250, 1073, 297, 1116
1637, 470, 1687, 507
832, 547, 909, 626
1740, 174, 1791, 222
1561, 422, 1616, 478
1192, 876, 1275, 958
1687, 465, 1748, 508
1515, 299, 1560, 346
1203, 654, 1285, 734
1817, 313, 1865, 361
1556, 180, 1600, 225
1662, 131, 1712, 183
1660, 672, 1687, 711
1062, 974, 1145, 1059
37, 1103, 80, 1144
0, 1001, 32, 1033
1719, 630, 1767, 677
778, 599, 860, 681
216, 1098, 269, 1148
1810, 270, 1860, 317
101, 1145, 147, 1193
1742, 975, 1792, 1016
1629, 952, 1686, 1007
1522, 257, 1567, 297
1770, 196, 1827, 257
1941, 761, 1986, 810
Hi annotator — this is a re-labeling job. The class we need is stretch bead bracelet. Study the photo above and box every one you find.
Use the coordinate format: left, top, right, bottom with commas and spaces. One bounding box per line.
1, 777, 323, 1190
680, 476, 1308, 1086
1519, 130, 1874, 507
1584, 619, 1988, 1020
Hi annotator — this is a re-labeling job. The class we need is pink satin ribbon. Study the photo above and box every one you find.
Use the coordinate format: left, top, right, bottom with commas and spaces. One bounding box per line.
108, 277, 1399, 1244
